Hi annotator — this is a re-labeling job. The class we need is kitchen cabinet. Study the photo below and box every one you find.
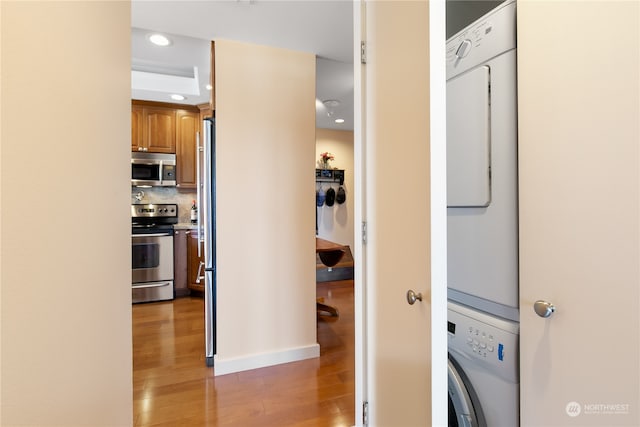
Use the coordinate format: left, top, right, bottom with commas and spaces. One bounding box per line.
143, 107, 176, 153
131, 103, 176, 153
132, 101, 202, 186
131, 104, 144, 151
186, 229, 205, 293
173, 229, 190, 297
175, 110, 199, 189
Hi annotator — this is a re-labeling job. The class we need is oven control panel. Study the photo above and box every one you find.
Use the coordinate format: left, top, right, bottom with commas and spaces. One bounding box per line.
131, 203, 178, 219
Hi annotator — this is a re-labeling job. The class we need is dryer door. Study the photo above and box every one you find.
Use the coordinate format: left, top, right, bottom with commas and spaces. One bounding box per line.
446, 65, 491, 208
448, 357, 482, 427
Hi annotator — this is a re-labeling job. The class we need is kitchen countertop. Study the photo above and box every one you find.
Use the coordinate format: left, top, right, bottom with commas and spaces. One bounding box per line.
174, 222, 199, 230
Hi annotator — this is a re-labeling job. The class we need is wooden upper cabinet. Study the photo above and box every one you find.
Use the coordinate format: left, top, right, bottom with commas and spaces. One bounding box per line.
176, 110, 199, 189
131, 104, 144, 151
132, 101, 178, 154
132, 101, 200, 181
144, 107, 176, 153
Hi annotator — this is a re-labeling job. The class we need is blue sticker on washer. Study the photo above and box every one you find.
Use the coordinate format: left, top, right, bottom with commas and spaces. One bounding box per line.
498, 343, 504, 361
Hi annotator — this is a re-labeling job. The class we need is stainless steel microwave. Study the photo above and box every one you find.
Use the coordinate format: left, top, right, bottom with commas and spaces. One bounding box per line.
131, 152, 176, 187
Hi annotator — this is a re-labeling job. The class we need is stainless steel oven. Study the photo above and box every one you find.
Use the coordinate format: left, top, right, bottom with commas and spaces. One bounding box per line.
132, 204, 177, 303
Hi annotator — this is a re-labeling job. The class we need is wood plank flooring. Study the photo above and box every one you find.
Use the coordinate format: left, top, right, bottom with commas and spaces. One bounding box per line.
133, 280, 355, 426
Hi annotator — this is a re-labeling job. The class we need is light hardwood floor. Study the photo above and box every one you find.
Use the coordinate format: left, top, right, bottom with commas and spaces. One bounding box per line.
133, 280, 355, 426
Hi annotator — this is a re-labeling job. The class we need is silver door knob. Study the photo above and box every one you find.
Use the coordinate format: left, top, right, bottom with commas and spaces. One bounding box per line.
534, 300, 556, 318
406, 289, 423, 305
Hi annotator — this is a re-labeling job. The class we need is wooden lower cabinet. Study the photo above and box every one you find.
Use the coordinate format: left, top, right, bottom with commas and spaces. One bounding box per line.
173, 230, 190, 297
186, 229, 205, 293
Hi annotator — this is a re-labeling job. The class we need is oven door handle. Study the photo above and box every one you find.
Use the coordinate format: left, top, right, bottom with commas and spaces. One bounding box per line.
132, 281, 172, 289
131, 233, 171, 238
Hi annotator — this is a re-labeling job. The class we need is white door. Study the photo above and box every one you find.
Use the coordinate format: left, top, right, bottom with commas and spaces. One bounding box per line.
518, 2, 639, 425
355, 1, 447, 425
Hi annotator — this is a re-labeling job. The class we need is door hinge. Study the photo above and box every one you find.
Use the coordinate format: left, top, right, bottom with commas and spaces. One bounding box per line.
361, 41, 367, 64
362, 401, 369, 425
362, 221, 367, 244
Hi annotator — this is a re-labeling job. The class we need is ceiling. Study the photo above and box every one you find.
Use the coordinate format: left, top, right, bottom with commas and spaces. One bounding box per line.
131, 0, 354, 130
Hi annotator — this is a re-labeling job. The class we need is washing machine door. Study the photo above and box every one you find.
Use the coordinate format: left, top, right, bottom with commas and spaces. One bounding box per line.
448, 357, 483, 427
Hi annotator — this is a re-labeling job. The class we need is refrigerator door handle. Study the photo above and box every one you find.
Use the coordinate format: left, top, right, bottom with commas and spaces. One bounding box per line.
203, 119, 214, 271
196, 131, 202, 258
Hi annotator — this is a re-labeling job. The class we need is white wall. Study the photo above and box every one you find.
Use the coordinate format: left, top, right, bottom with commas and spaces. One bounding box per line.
316, 128, 355, 249
214, 40, 318, 375
1, 2, 132, 425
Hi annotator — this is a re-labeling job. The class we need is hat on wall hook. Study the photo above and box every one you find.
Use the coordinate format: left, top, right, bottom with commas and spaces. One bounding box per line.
325, 187, 336, 206
316, 186, 326, 207
336, 186, 346, 204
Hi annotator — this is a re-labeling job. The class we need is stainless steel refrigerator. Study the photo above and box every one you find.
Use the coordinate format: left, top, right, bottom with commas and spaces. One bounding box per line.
198, 117, 216, 367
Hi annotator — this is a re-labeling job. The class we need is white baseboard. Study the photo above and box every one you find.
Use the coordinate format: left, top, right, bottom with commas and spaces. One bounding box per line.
213, 343, 320, 376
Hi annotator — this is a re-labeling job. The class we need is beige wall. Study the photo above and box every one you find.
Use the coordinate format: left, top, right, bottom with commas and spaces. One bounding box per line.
214, 40, 318, 374
1, 2, 132, 426
316, 128, 355, 249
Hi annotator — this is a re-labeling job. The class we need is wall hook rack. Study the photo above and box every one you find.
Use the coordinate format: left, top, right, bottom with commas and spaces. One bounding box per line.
315, 169, 345, 186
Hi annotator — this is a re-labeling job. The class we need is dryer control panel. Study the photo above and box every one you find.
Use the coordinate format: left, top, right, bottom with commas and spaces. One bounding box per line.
448, 301, 519, 383
446, 0, 516, 80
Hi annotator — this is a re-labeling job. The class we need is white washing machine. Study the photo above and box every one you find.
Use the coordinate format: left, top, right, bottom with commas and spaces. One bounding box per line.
448, 300, 519, 427
446, 0, 519, 321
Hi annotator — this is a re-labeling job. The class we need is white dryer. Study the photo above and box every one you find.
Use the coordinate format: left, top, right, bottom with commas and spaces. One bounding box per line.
446, 0, 519, 321
448, 300, 519, 427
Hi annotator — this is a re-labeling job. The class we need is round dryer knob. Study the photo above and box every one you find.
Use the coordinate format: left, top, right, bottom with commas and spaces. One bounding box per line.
455, 39, 472, 59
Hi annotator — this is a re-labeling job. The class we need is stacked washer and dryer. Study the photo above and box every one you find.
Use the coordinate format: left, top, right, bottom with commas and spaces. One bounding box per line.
446, 1, 520, 426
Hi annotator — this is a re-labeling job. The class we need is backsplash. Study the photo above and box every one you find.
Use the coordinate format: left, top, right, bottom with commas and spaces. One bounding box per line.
131, 187, 197, 223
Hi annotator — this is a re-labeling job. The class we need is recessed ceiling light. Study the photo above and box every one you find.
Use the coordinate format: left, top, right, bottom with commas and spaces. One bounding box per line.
170, 94, 185, 101
335, 118, 345, 124
206, 84, 213, 91
148, 33, 171, 47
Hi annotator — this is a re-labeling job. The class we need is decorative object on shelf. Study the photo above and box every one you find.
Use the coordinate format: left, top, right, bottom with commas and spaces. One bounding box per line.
319, 151, 335, 169
316, 168, 345, 185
